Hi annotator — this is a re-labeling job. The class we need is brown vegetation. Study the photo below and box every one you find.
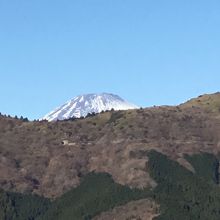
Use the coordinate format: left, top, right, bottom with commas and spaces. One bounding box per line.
0, 93, 220, 199
93, 198, 159, 220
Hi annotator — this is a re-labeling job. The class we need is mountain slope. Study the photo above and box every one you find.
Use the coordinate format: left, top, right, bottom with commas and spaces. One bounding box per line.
180, 92, 220, 115
0, 92, 220, 219
42, 93, 138, 121
1, 152, 220, 220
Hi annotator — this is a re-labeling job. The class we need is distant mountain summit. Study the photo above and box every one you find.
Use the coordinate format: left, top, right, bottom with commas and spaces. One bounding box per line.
42, 93, 139, 121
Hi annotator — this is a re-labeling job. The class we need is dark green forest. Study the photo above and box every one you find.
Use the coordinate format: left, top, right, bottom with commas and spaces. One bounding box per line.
1, 151, 220, 220
40, 172, 149, 220
0, 189, 50, 220
148, 151, 220, 220
0, 173, 149, 220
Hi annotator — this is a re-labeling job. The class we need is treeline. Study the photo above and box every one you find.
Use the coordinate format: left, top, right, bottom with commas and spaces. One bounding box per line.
62, 109, 116, 122
0, 113, 29, 122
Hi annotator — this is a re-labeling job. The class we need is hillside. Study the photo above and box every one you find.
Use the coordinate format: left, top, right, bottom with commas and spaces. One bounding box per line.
180, 92, 220, 116
1, 92, 220, 219
1, 152, 220, 220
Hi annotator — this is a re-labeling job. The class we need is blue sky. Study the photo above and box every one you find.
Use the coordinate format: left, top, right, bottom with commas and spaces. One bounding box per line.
0, 0, 220, 120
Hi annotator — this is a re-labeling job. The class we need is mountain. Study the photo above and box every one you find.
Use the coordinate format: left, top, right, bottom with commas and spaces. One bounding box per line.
1, 92, 220, 219
42, 93, 139, 121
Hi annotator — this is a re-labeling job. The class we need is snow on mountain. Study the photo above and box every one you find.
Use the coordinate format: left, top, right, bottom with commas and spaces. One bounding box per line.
41, 93, 139, 121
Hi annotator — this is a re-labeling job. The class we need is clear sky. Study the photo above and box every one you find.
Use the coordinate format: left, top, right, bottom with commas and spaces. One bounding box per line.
0, 0, 220, 120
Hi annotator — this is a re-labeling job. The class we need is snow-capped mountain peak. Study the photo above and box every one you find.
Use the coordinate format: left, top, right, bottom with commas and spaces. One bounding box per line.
42, 93, 139, 121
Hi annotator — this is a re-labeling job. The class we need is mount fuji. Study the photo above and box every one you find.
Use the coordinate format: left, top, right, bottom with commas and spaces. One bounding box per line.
42, 93, 139, 121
